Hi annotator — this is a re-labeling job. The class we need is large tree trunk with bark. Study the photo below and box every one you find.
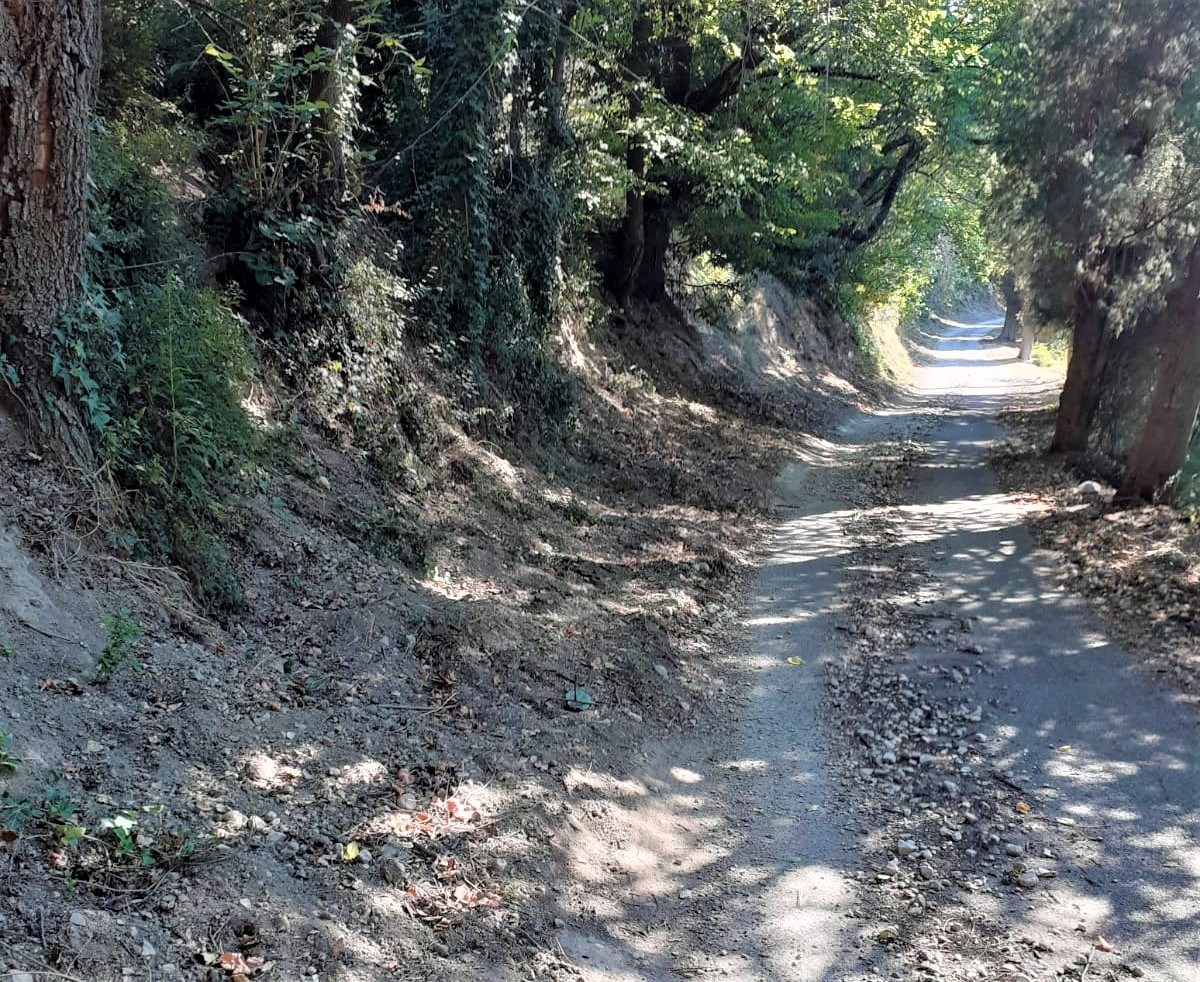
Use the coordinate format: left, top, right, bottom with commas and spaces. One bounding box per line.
1118, 247, 1200, 501
308, 0, 355, 207
607, 9, 651, 305
1018, 315, 1035, 362
1050, 277, 1110, 454
0, 0, 99, 454
1001, 272, 1022, 343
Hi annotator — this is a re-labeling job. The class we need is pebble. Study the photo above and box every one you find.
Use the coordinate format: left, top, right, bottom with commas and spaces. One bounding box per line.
1016, 871, 1039, 889
896, 839, 917, 857
918, 863, 935, 881
1005, 843, 1023, 857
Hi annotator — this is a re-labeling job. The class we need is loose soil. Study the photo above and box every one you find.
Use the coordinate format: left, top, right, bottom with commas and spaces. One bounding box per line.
0, 285, 864, 981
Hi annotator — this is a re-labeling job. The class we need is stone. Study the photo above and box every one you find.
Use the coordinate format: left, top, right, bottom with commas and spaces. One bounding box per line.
1016, 871, 1038, 889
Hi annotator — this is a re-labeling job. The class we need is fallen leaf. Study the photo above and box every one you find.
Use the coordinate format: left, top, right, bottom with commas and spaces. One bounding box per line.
1095, 936, 1117, 953
0, 829, 17, 852
342, 841, 360, 862
217, 951, 249, 972
786, 656, 805, 666
1015, 801, 1031, 814
1056, 744, 1073, 753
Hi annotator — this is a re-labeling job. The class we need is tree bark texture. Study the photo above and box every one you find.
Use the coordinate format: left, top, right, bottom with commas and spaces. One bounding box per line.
0, 0, 99, 428
607, 9, 651, 305
308, 0, 355, 206
1001, 271, 1022, 343
1118, 246, 1200, 501
1051, 277, 1110, 453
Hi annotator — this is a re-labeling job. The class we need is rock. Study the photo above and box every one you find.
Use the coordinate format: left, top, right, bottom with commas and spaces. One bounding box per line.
941, 780, 959, 795
1016, 871, 1039, 889
896, 839, 917, 857
654, 663, 670, 679
381, 859, 406, 885
1005, 843, 1023, 857
678, 889, 694, 900
9, 973, 36, 982
918, 864, 935, 881
1077, 480, 1105, 497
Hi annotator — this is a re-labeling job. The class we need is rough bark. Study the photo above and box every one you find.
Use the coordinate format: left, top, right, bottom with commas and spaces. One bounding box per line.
634, 194, 670, 301
607, 9, 651, 304
0, 0, 99, 454
308, 0, 355, 207
1050, 277, 1110, 454
1118, 247, 1200, 501
1018, 315, 1035, 362
1001, 272, 1022, 343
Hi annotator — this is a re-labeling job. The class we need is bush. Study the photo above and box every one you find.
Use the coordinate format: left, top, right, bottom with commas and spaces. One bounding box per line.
52, 122, 255, 615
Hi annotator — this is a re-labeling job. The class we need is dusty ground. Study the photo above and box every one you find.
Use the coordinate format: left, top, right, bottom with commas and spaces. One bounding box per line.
3, 301, 1197, 982
0, 283, 865, 981
991, 411, 1200, 705
553, 316, 1198, 982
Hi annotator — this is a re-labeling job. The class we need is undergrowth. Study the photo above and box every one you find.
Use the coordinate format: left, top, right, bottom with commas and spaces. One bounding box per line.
55, 123, 255, 615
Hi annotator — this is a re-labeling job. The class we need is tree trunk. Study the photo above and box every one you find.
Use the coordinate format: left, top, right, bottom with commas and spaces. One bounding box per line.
1118, 247, 1200, 501
308, 0, 355, 207
635, 193, 670, 301
1018, 315, 1035, 362
1001, 272, 1022, 343
0, 0, 99, 454
607, 9, 651, 304
1050, 277, 1110, 454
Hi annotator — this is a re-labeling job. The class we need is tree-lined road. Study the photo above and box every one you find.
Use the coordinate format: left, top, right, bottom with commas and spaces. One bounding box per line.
565, 317, 1199, 981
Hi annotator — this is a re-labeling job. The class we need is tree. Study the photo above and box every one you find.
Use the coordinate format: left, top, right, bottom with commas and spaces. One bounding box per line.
996, 0, 1200, 496
1000, 271, 1020, 343
0, 0, 100, 452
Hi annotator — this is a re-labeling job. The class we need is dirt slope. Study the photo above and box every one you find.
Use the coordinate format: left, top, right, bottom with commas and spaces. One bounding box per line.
0, 286, 868, 981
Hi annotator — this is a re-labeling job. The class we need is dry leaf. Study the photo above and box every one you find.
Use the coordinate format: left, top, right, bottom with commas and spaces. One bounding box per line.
1015, 801, 1031, 814
1095, 936, 1117, 953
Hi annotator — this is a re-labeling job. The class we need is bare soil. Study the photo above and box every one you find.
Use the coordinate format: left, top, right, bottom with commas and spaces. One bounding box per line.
0, 288, 866, 981
991, 407, 1200, 705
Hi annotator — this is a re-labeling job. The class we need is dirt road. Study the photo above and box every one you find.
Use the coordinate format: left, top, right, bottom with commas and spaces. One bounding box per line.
561, 316, 1199, 981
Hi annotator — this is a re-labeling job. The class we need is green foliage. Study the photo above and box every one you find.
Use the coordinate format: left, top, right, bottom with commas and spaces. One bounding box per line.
0, 731, 18, 773
54, 123, 255, 615
993, 0, 1200, 333
97, 608, 144, 682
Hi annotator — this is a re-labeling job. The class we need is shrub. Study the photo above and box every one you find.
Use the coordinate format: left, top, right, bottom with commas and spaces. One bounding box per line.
52, 122, 255, 615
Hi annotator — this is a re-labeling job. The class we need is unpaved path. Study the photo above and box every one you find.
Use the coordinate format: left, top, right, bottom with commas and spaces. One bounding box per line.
560, 316, 1199, 981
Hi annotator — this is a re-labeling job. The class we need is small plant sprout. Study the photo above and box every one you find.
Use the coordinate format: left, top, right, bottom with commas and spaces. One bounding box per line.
96, 608, 143, 681
0, 731, 18, 772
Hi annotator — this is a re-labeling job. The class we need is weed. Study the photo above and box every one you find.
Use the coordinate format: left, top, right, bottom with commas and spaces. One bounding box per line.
1032, 336, 1070, 372
101, 812, 154, 866
0, 731, 18, 773
96, 608, 143, 681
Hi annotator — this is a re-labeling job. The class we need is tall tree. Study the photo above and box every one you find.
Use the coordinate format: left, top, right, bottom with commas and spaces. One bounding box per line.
996, 0, 1200, 496
0, 0, 100, 451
